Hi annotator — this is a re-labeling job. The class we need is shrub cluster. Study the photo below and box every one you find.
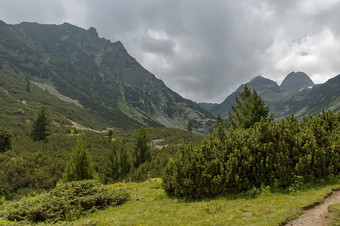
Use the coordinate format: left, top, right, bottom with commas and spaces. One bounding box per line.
162, 111, 340, 198
0, 180, 129, 223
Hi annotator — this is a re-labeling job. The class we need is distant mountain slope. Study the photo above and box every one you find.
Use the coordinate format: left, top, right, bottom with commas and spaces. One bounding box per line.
210, 76, 291, 118
198, 103, 218, 112
276, 74, 340, 117
210, 73, 340, 119
280, 71, 314, 91
0, 65, 108, 130
0, 20, 213, 132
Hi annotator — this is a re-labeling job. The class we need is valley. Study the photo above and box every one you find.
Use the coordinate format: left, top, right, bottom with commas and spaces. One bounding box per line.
0, 20, 339, 225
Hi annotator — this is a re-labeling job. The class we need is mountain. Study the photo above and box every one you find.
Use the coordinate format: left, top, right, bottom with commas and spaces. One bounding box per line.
0, 20, 213, 132
210, 76, 290, 118
280, 71, 314, 91
209, 73, 340, 119
275, 74, 340, 117
198, 103, 218, 112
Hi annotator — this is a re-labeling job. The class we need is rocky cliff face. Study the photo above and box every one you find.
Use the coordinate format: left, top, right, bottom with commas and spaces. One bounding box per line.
0, 20, 213, 131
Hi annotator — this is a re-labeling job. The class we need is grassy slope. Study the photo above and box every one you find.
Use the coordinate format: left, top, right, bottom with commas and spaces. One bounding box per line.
0, 65, 109, 130
70, 179, 340, 226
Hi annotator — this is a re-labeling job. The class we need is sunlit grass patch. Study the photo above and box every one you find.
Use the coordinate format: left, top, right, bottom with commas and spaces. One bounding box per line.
72, 178, 340, 226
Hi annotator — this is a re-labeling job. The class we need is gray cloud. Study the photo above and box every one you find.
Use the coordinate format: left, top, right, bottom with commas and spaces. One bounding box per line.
1, 0, 340, 102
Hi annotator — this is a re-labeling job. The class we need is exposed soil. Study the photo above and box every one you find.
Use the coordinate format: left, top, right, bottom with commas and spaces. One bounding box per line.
286, 189, 340, 226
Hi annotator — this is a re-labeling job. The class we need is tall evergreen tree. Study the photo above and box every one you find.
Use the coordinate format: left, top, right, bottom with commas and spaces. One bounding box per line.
104, 139, 130, 183
187, 119, 193, 132
0, 128, 11, 153
30, 106, 51, 142
214, 114, 226, 142
104, 142, 119, 183
26, 80, 30, 93
133, 126, 150, 168
228, 85, 271, 129
63, 139, 97, 182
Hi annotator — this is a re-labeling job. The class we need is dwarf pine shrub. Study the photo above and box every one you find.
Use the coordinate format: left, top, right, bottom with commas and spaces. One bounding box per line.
163, 111, 340, 198
1, 180, 129, 223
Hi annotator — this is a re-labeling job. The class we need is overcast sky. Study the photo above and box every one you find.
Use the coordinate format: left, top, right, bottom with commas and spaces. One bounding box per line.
1, 0, 340, 103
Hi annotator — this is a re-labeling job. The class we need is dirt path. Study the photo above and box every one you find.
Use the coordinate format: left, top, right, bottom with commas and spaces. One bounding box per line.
286, 189, 340, 226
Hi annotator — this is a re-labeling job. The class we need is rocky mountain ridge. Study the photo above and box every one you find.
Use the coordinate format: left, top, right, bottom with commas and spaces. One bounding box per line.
0, 20, 213, 132
209, 72, 340, 119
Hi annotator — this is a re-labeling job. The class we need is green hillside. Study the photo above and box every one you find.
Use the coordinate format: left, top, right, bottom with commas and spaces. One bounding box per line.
0, 20, 213, 132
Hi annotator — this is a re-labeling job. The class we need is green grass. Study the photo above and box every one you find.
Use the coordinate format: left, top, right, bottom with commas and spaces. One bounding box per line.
68, 178, 340, 226
1, 179, 340, 225
329, 204, 340, 226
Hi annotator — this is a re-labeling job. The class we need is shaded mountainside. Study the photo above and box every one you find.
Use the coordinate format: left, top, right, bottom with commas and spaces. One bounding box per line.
0, 20, 213, 132
198, 102, 218, 112
280, 71, 314, 91
210, 73, 340, 119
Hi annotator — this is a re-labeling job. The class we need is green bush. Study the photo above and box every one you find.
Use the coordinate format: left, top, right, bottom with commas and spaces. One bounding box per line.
1, 180, 129, 223
0, 128, 11, 153
163, 111, 340, 198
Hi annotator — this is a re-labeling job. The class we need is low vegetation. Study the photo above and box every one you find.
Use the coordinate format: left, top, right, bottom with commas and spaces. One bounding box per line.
0, 84, 339, 225
163, 88, 340, 198
69, 178, 340, 225
329, 204, 340, 225
0, 180, 129, 223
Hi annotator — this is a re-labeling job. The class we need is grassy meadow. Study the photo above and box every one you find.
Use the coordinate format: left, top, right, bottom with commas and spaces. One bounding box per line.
58, 178, 340, 225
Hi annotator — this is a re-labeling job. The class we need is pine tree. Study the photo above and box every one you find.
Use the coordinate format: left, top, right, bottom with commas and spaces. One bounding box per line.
104, 141, 119, 183
228, 85, 271, 129
187, 119, 193, 132
30, 106, 51, 142
0, 128, 11, 153
107, 129, 113, 142
214, 114, 226, 142
119, 139, 131, 177
63, 139, 97, 182
133, 126, 150, 168
26, 80, 30, 93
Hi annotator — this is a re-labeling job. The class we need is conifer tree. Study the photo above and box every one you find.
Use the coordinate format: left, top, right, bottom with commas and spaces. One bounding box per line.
63, 139, 97, 182
187, 119, 193, 132
30, 106, 51, 142
228, 85, 271, 129
133, 126, 150, 168
26, 80, 30, 93
104, 142, 119, 183
104, 139, 130, 183
214, 114, 226, 142
0, 128, 11, 153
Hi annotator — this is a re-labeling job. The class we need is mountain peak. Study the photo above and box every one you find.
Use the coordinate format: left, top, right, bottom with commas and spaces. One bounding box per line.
248, 76, 278, 88
280, 71, 314, 91
87, 27, 98, 37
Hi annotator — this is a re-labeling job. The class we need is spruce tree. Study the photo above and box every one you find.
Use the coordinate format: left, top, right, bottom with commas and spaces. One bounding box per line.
187, 119, 193, 132
0, 128, 11, 153
228, 85, 271, 129
26, 80, 30, 93
133, 126, 150, 168
214, 114, 226, 142
30, 106, 51, 142
104, 141, 119, 183
63, 139, 97, 182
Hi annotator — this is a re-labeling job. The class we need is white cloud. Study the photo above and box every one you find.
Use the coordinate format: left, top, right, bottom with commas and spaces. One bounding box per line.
60, 0, 88, 28
264, 29, 340, 84
299, 0, 339, 15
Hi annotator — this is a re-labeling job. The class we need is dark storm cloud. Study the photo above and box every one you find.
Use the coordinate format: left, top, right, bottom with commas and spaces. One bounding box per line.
1, 0, 340, 102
